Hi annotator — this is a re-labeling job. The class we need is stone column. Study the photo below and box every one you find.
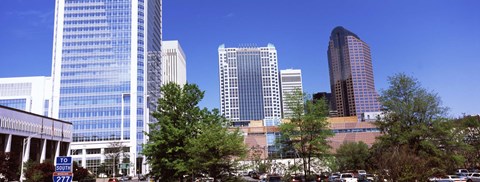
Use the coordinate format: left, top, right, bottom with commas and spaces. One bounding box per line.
23, 137, 32, 162
81, 149, 87, 168
54, 141, 61, 165
4, 134, 12, 153
40, 139, 47, 163
100, 148, 105, 163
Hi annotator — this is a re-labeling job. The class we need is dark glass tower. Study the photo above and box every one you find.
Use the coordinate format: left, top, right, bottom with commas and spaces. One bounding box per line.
327, 26, 380, 118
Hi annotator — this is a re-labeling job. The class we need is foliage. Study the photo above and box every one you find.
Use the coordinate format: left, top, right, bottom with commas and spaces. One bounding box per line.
455, 115, 480, 168
248, 145, 265, 172
185, 112, 247, 180
143, 83, 247, 181
0, 152, 19, 181
323, 156, 338, 172
24, 161, 55, 182
371, 73, 465, 181
73, 161, 94, 182
335, 141, 369, 171
277, 89, 334, 177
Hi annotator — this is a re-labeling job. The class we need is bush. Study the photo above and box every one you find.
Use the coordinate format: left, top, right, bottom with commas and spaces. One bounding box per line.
25, 161, 55, 182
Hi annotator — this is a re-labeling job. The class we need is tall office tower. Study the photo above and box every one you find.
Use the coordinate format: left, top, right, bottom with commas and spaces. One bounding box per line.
0, 76, 52, 116
50, 0, 162, 175
218, 44, 281, 126
279, 69, 303, 119
327, 26, 380, 118
161, 40, 187, 86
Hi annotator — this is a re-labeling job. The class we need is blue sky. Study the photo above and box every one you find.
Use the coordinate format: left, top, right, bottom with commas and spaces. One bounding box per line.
0, 0, 479, 117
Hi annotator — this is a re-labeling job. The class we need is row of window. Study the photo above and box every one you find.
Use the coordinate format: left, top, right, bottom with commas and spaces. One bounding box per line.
60, 85, 131, 94
0, 99, 27, 110
64, 26, 130, 32
63, 33, 129, 39
73, 131, 125, 142
59, 108, 146, 118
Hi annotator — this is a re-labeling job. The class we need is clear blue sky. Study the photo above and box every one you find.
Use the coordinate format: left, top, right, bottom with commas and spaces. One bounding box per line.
0, 0, 479, 117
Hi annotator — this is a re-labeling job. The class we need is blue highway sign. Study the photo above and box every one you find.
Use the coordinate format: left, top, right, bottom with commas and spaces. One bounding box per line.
55, 156, 73, 172
52, 172, 73, 182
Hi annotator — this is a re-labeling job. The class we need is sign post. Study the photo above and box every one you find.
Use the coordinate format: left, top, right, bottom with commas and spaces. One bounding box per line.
53, 156, 73, 182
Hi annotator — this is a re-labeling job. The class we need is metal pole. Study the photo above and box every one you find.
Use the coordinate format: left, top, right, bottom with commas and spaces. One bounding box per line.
113, 155, 116, 179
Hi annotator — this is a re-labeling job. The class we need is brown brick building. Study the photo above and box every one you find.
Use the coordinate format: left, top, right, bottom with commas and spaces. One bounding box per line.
236, 117, 381, 159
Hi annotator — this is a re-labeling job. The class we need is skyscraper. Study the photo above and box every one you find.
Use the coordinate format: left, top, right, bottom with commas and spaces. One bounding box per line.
327, 26, 380, 118
218, 44, 281, 126
161, 40, 186, 86
50, 0, 162, 175
279, 69, 303, 119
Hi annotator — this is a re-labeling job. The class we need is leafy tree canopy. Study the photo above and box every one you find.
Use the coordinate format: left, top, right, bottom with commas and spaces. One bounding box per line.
335, 141, 369, 171
142, 83, 246, 181
371, 73, 465, 181
277, 89, 334, 177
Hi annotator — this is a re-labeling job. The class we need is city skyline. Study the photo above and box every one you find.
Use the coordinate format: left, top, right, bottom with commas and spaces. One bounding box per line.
1, 0, 479, 117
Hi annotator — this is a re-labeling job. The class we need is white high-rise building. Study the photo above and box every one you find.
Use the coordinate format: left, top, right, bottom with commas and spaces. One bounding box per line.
218, 44, 281, 126
161, 40, 186, 86
0, 76, 52, 116
279, 69, 303, 118
50, 0, 162, 175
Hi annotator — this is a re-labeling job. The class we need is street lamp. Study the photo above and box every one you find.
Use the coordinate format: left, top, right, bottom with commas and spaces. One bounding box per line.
20, 132, 42, 182
113, 154, 116, 179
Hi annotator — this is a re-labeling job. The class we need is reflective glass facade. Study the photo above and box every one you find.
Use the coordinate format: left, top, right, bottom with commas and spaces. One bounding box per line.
58, 0, 138, 143
218, 44, 281, 124
237, 51, 264, 120
0, 99, 27, 110
51, 0, 161, 174
327, 26, 380, 118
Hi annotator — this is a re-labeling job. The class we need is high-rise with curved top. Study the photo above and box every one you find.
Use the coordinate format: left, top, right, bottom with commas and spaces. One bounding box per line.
327, 26, 380, 118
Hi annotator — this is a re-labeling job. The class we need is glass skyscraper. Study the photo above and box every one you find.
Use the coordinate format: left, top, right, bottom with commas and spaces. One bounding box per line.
50, 0, 162, 175
218, 44, 281, 126
327, 26, 380, 118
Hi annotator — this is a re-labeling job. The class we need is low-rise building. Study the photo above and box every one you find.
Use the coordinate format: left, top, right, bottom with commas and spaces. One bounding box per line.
0, 105, 72, 179
237, 116, 381, 159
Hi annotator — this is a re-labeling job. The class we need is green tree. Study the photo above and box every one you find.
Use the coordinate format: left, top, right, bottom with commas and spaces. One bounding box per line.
24, 160, 55, 182
371, 73, 465, 181
335, 141, 369, 171
456, 115, 480, 168
277, 89, 334, 178
143, 83, 247, 181
185, 109, 247, 181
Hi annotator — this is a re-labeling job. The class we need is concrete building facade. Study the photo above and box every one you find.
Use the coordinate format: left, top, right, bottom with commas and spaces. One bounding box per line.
218, 44, 281, 126
50, 0, 162, 175
279, 69, 303, 119
0, 76, 52, 117
161, 40, 186, 86
327, 26, 380, 119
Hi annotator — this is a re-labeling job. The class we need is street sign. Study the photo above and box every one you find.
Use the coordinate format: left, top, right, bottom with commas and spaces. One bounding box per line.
52, 172, 73, 182
55, 156, 73, 172
119, 163, 130, 169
